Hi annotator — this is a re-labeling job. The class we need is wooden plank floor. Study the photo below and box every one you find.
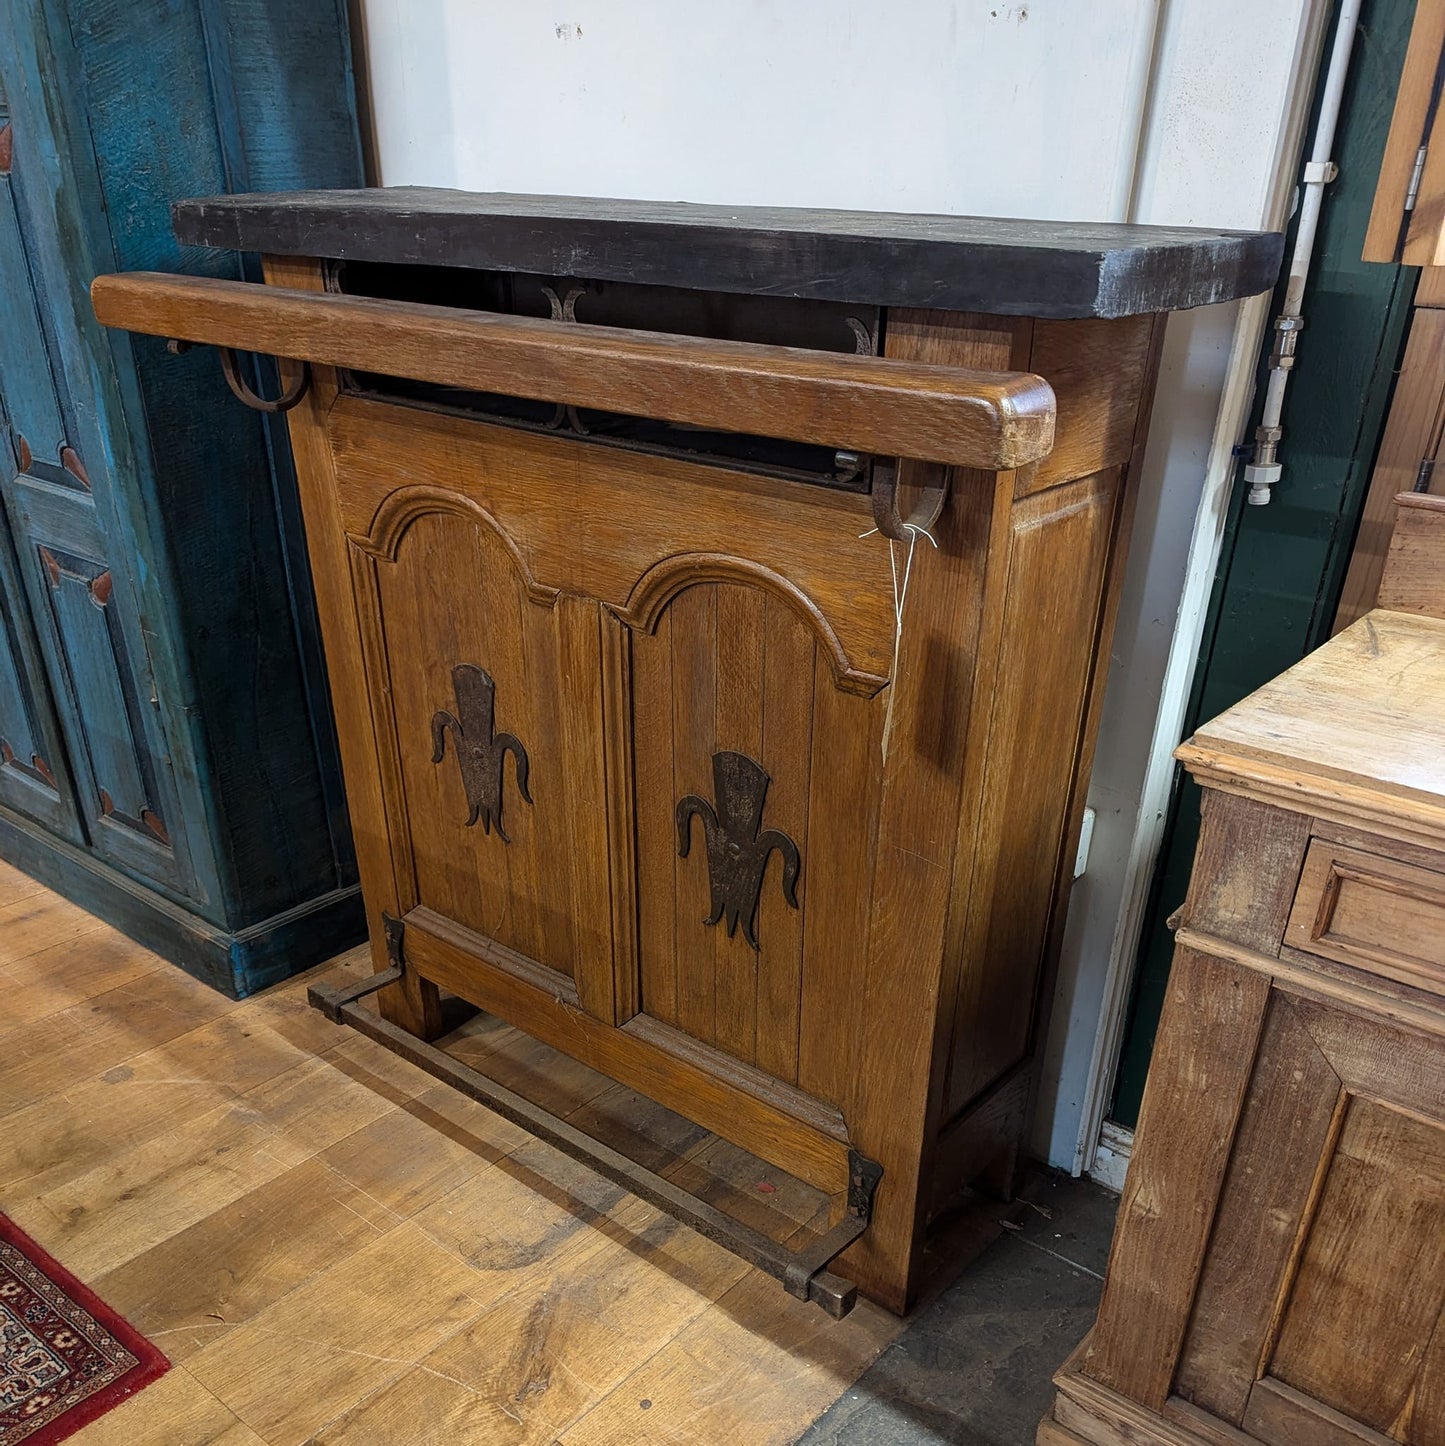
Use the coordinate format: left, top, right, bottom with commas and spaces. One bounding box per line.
0, 862, 900, 1444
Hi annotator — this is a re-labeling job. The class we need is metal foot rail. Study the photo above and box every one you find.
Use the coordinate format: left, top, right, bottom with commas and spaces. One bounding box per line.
307, 947, 882, 1318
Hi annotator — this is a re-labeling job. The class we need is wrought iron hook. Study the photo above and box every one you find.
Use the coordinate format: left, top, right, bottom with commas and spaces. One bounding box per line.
870, 456, 950, 542
218, 347, 311, 413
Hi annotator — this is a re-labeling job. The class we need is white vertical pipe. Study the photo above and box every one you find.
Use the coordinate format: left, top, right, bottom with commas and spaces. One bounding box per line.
1290, 0, 1362, 309
1246, 0, 1362, 504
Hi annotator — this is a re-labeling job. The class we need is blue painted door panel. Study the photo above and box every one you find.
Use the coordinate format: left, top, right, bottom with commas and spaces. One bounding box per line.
0, 120, 73, 495
2, 1, 225, 912
0, 613, 59, 818
0, 33, 194, 898
6, 473, 187, 891
0, 93, 86, 842
0, 495, 79, 839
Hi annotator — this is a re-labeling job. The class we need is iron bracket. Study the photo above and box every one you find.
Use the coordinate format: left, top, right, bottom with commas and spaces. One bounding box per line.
871, 455, 950, 542
306, 914, 881, 1318
310, 912, 405, 1024
382, 910, 406, 969
218, 347, 311, 413
168, 338, 310, 413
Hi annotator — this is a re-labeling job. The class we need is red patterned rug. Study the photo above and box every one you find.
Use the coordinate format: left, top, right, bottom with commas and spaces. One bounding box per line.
0, 1215, 169, 1445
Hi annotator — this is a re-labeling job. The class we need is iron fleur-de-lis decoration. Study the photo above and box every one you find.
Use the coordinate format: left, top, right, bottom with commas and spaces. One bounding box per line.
676, 751, 800, 950
431, 664, 532, 842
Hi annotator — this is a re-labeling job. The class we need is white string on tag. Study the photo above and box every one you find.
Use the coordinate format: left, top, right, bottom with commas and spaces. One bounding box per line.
859, 521, 938, 761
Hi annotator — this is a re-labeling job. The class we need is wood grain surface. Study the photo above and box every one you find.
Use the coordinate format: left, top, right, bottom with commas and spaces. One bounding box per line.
1179, 790, 1311, 954
1083, 948, 1270, 1409
167, 188, 1282, 320
91, 272, 1058, 470
0, 861, 902, 1444
1052, 582, 1445, 1443
1174, 995, 1345, 1423
1335, 312, 1445, 630
1268, 1096, 1445, 1439
1379, 493, 1445, 619
1364, 0, 1445, 265
1178, 611, 1445, 846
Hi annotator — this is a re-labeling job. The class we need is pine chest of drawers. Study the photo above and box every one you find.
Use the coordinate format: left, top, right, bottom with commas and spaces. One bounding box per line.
1044, 495, 1445, 1441
93, 192, 1279, 1312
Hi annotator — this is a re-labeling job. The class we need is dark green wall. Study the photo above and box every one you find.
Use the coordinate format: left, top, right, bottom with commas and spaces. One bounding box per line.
1112, 0, 1418, 1125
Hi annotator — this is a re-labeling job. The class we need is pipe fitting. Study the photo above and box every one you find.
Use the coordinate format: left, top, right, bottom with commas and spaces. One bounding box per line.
1244, 460, 1282, 506
1269, 318, 1303, 370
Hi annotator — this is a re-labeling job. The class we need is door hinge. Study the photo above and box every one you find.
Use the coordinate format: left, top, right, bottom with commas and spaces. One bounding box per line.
1405, 144, 1428, 213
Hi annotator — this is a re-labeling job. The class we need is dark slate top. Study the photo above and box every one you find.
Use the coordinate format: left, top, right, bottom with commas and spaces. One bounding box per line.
171, 188, 1283, 321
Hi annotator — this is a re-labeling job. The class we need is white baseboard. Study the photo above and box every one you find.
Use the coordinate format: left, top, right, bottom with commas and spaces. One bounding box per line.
1088, 1120, 1134, 1194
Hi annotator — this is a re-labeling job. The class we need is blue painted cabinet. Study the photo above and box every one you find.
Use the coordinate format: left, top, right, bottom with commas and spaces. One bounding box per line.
0, 2, 365, 994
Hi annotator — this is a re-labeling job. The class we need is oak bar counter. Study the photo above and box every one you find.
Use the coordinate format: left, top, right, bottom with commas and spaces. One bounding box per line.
92, 191, 1282, 1314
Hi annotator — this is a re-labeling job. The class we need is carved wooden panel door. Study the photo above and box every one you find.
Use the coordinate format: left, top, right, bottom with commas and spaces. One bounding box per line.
331, 379, 897, 1127
5, 477, 187, 891
346, 486, 615, 1017
0, 113, 77, 840
625, 571, 887, 1107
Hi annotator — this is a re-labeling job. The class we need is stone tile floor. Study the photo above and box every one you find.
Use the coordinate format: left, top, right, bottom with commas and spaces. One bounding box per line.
799, 1172, 1118, 1446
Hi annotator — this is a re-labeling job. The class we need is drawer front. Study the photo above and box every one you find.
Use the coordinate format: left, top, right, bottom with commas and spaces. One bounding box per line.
1286, 838, 1445, 997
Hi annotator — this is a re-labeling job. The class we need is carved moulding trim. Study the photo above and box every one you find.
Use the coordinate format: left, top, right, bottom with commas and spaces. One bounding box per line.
345, 542, 420, 906
612, 552, 888, 699
349, 484, 561, 608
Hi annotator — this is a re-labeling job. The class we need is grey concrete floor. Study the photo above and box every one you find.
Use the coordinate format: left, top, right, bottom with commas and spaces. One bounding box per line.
798, 1172, 1118, 1446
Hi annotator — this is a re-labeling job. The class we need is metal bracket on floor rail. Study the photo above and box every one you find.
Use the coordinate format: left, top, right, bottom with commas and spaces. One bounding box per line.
311, 911, 405, 1024
306, 913, 882, 1318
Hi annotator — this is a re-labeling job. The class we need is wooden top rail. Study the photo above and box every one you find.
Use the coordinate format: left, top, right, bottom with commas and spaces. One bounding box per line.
91, 272, 1056, 472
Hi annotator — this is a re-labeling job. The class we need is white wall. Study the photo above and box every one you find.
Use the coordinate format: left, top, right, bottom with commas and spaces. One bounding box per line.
360, 1, 1159, 218
356, 0, 1322, 1168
